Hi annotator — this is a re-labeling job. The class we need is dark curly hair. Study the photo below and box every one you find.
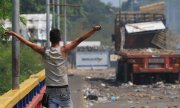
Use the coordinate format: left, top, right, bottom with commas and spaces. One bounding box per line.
50, 29, 61, 44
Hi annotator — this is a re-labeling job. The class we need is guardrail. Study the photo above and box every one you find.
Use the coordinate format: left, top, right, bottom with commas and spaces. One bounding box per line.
0, 70, 46, 108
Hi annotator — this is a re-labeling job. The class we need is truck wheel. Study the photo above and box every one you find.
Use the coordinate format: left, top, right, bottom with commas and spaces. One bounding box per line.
116, 60, 124, 82
166, 73, 178, 83
124, 63, 132, 83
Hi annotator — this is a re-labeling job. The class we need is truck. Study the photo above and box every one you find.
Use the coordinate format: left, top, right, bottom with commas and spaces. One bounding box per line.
114, 12, 180, 84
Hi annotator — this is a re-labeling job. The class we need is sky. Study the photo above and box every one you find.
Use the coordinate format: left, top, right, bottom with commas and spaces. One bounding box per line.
100, 0, 127, 7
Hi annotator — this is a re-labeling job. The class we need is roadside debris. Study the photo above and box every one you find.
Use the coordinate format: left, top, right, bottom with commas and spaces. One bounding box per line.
68, 69, 180, 108
77, 69, 180, 107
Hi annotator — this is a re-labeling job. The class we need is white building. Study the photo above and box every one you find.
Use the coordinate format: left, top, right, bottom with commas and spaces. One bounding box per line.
3, 14, 52, 45
20, 14, 52, 44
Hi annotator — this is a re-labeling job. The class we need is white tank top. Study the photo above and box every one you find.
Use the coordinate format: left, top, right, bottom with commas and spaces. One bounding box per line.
43, 47, 68, 86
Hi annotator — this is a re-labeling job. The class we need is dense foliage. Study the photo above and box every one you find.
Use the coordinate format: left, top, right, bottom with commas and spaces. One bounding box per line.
20, 45, 44, 82
0, 0, 12, 19
0, 29, 44, 94
0, 0, 44, 94
0, 43, 12, 94
0, 0, 12, 41
66, 0, 117, 45
0, 43, 43, 94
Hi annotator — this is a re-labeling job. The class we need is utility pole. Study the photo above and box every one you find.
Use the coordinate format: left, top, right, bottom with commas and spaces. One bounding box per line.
62, 0, 80, 46
119, 0, 121, 14
46, 0, 50, 47
52, 0, 56, 28
12, 0, 20, 89
49, 0, 80, 46
131, 0, 135, 11
64, 0, 67, 46
57, 0, 60, 29
119, 0, 121, 9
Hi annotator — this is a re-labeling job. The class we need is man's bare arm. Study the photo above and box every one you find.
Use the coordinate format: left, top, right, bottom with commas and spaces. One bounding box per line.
61, 25, 101, 57
5, 31, 44, 54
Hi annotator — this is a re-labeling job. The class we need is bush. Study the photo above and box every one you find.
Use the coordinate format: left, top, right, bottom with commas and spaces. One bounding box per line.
0, 43, 44, 95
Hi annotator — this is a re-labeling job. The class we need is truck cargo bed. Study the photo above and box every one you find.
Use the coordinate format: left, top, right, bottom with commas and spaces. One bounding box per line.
119, 49, 180, 58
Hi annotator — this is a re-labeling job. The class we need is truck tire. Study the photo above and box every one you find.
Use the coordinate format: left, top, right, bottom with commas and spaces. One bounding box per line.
116, 60, 132, 83
124, 63, 132, 83
116, 60, 124, 82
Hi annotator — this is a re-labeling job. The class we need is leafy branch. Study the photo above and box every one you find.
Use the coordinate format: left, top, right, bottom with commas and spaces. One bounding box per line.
0, 24, 8, 41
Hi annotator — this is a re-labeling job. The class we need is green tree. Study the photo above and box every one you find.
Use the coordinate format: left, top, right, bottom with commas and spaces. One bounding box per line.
20, 0, 83, 14
0, 0, 12, 41
0, 0, 12, 19
0, 0, 45, 95
0, 43, 12, 94
20, 45, 44, 82
0, 44, 44, 95
66, 0, 117, 46
20, 0, 46, 14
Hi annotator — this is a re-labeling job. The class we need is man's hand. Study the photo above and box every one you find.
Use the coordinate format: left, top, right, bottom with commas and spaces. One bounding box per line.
5, 31, 16, 36
93, 25, 101, 31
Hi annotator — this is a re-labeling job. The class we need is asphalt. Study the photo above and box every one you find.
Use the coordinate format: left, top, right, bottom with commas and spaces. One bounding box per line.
91, 101, 180, 108
68, 75, 85, 108
68, 70, 180, 108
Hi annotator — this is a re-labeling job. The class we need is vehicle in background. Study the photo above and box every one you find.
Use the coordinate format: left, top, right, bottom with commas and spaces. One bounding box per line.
114, 11, 180, 84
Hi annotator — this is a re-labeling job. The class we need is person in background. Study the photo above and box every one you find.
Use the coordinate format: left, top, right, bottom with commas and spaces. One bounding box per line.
5, 25, 101, 108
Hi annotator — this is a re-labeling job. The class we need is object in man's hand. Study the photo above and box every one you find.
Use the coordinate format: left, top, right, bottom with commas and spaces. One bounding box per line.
93, 25, 101, 31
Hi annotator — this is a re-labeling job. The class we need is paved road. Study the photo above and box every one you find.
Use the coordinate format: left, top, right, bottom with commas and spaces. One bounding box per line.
68, 70, 180, 108
68, 75, 85, 108
68, 74, 130, 108
91, 101, 180, 108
